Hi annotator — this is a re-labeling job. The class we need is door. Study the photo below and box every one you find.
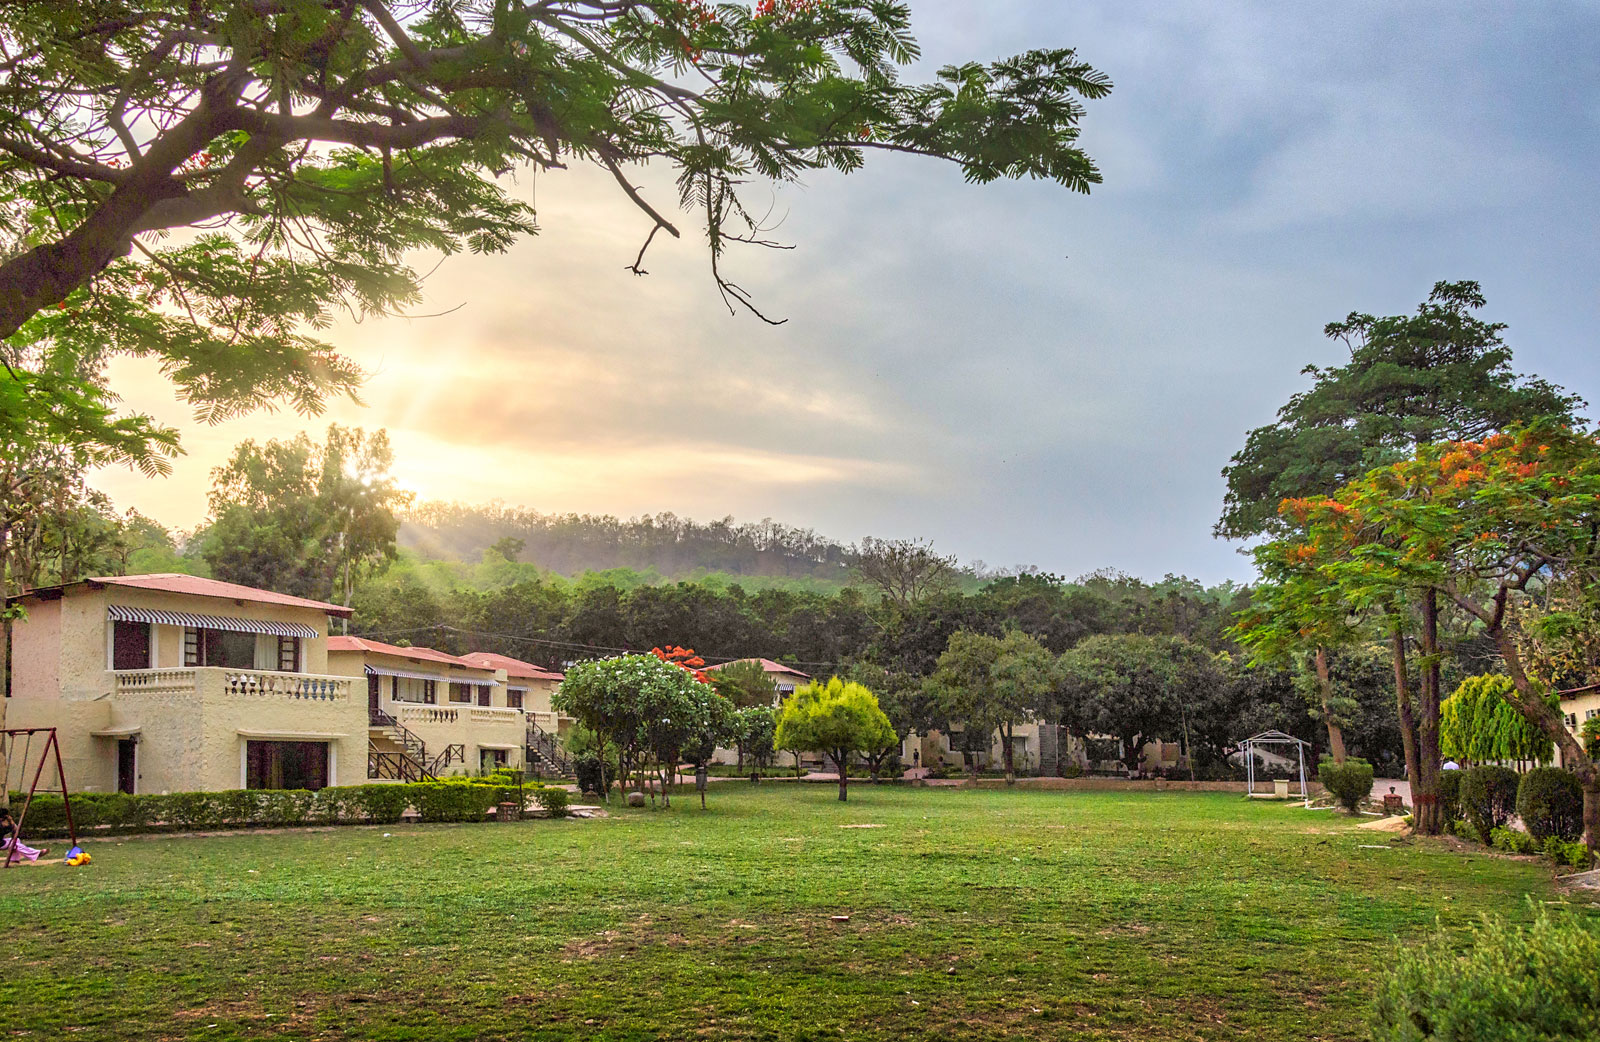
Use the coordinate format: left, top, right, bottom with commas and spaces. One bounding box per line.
116, 740, 136, 794
478, 686, 491, 707
368, 674, 382, 721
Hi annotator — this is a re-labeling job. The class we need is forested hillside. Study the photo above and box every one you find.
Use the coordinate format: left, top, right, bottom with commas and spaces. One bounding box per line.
401, 502, 861, 582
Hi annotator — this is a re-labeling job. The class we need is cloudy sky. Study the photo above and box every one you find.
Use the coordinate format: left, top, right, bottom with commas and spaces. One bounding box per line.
92, 0, 1600, 585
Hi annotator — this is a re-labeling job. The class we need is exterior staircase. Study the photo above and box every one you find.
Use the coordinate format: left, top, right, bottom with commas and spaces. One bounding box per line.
526, 719, 575, 779
368, 710, 437, 782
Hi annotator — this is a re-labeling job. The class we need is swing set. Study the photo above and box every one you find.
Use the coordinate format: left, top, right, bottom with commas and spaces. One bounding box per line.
2, 727, 77, 868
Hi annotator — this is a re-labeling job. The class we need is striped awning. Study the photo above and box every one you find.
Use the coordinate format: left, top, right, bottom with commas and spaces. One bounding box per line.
107, 605, 318, 640
505, 684, 530, 693
364, 665, 496, 687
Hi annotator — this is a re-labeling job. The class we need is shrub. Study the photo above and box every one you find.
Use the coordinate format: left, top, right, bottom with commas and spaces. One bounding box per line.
1489, 826, 1539, 855
1516, 767, 1584, 843
1435, 769, 1464, 825
1451, 817, 1479, 843
1317, 757, 1374, 813
533, 786, 570, 817
412, 781, 498, 823
1545, 837, 1594, 871
1371, 903, 1600, 1041
1460, 765, 1520, 844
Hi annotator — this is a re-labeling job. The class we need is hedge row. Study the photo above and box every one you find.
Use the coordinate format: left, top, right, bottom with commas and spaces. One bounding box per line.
9, 778, 568, 837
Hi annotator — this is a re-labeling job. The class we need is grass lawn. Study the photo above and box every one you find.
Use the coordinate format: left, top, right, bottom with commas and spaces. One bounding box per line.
0, 785, 1579, 1041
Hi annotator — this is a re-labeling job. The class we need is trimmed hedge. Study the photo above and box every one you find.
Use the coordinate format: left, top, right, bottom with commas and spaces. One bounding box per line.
1371, 903, 1600, 1041
1460, 765, 1520, 844
1516, 767, 1584, 844
8, 779, 561, 836
1317, 757, 1374, 813
1436, 769, 1464, 825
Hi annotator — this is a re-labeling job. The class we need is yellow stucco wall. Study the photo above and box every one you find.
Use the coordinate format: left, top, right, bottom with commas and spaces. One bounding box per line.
7, 583, 357, 794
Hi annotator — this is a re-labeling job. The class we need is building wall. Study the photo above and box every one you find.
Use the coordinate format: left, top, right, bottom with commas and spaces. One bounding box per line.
8, 584, 350, 794
1559, 691, 1600, 769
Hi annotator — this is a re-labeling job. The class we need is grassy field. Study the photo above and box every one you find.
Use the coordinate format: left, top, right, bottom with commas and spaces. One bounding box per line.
0, 785, 1578, 1041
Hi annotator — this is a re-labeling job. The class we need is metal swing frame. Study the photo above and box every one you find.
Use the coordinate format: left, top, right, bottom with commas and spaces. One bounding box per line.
1240, 729, 1312, 809
3, 727, 77, 867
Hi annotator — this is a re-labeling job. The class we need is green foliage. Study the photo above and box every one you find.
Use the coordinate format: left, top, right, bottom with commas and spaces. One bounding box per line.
200, 425, 411, 605
533, 786, 570, 818
1441, 674, 1555, 766
925, 629, 1056, 774
1460, 766, 1522, 844
1545, 837, 1594, 871
1317, 756, 1374, 813
574, 756, 610, 798
1371, 902, 1600, 1042
1489, 826, 1540, 855
1436, 770, 1465, 825
1057, 634, 1225, 771
553, 653, 734, 799
1516, 768, 1584, 844
1218, 281, 1582, 542
733, 705, 779, 769
773, 677, 895, 799
710, 659, 781, 708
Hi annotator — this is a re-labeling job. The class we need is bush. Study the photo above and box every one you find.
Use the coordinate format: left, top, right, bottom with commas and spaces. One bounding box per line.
1317, 757, 1374, 813
1451, 817, 1479, 843
412, 782, 499, 823
1436, 769, 1464, 825
1460, 765, 1520, 844
1489, 826, 1540, 855
1371, 903, 1600, 1041
533, 786, 570, 817
1516, 767, 1584, 844
1545, 837, 1594, 871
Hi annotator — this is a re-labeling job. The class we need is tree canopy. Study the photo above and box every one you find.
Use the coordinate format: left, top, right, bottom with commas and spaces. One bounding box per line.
1440, 674, 1554, 767
773, 676, 893, 800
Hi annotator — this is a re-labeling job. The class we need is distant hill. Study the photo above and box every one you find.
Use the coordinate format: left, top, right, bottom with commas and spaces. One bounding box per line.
400, 502, 859, 582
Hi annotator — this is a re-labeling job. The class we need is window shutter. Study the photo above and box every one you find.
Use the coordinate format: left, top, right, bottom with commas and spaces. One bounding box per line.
183, 627, 199, 667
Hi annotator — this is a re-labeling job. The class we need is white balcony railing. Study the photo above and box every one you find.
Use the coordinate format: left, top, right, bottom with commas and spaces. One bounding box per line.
469, 706, 523, 725
113, 667, 352, 702
396, 704, 459, 725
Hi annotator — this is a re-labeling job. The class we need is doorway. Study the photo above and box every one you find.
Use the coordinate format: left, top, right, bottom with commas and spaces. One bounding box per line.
116, 739, 137, 794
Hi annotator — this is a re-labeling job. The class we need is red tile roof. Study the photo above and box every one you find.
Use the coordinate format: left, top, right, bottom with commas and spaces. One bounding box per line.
89, 573, 353, 616
458, 651, 564, 682
705, 657, 810, 679
327, 636, 492, 670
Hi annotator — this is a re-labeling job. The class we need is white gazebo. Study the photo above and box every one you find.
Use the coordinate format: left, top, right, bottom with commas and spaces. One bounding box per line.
1239, 729, 1311, 807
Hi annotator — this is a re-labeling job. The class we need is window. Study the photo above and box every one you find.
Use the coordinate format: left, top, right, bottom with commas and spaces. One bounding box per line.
183, 628, 258, 668
111, 621, 152, 670
449, 682, 474, 704
423, 679, 437, 704
478, 686, 491, 708
245, 740, 329, 791
479, 748, 509, 772
1567, 714, 1579, 729
506, 689, 524, 710
1587, 709, 1599, 721
277, 636, 300, 672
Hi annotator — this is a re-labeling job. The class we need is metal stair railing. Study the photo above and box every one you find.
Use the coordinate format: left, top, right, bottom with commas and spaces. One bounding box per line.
368, 712, 437, 782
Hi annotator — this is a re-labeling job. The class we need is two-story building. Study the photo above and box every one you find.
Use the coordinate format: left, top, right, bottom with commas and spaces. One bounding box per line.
5, 574, 361, 793
326, 637, 531, 777
457, 651, 571, 774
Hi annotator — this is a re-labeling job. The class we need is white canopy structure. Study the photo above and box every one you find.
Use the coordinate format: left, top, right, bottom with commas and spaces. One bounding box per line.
1239, 730, 1311, 807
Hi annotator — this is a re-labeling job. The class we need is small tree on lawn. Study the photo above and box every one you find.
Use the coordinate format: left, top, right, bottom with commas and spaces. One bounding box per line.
773, 678, 895, 802
553, 652, 731, 806
733, 705, 778, 775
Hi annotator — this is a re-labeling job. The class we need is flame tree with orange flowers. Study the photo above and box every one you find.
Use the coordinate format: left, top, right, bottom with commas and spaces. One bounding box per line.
1239, 420, 1600, 851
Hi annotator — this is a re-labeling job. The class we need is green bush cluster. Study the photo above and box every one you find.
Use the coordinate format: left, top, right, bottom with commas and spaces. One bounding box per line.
1489, 826, 1540, 855
533, 786, 570, 817
1546, 838, 1593, 871
1460, 765, 1520, 843
9, 778, 562, 836
574, 755, 609, 796
1451, 817, 1477, 842
1516, 767, 1584, 843
1371, 903, 1600, 1041
1317, 757, 1374, 813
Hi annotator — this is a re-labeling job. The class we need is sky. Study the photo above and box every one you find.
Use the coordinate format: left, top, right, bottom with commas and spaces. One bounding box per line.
91, 0, 1600, 586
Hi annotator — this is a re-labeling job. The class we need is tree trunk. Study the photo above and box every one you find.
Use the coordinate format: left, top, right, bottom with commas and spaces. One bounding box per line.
1413, 590, 1444, 835
1496, 627, 1599, 856
1002, 724, 1016, 786
834, 751, 848, 802
1390, 626, 1421, 798
1313, 646, 1347, 764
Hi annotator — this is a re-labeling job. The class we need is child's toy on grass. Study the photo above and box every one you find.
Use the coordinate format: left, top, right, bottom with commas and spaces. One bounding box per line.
63, 846, 90, 867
